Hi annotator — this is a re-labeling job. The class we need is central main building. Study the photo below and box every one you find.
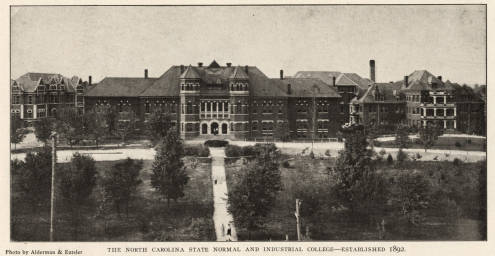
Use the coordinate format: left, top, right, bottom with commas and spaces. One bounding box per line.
85, 60, 368, 140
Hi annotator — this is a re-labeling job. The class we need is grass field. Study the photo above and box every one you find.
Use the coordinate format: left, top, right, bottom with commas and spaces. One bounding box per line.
225, 155, 486, 241
378, 136, 486, 152
11, 157, 215, 241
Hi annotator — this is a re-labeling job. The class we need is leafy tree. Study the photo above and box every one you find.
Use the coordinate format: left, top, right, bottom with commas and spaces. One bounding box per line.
151, 128, 189, 206
34, 117, 55, 145
147, 110, 173, 143
55, 108, 84, 147
228, 143, 282, 239
332, 124, 388, 224
83, 109, 107, 148
11, 115, 28, 150
418, 122, 443, 152
395, 125, 410, 149
116, 111, 138, 144
103, 158, 143, 216
393, 172, 430, 225
274, 120, 290, 141
101, 106, 119, 136
58, 153, 97, 239
387, 154, 393, 165
14, 147, 52, 212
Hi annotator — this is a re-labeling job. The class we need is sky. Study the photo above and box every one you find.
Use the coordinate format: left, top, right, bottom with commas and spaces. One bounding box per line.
11, 5, 486, 85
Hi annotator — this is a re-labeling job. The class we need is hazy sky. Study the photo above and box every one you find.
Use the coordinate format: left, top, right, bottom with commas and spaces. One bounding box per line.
11, 5, 486, 85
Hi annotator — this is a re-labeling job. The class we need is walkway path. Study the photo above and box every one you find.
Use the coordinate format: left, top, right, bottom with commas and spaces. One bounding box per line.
209, 147, 237, 241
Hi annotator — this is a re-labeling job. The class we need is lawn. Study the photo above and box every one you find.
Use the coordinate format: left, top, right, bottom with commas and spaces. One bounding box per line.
225, 155, 486, 241
378, 136, 486, 152
11, 157, 215, 241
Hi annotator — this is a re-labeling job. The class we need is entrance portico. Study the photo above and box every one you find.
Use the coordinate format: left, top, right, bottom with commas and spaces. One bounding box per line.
200, 120, 230, 135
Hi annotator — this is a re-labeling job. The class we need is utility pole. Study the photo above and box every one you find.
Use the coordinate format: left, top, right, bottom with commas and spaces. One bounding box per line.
295, 199, 302, 241
50, 132, 57, 241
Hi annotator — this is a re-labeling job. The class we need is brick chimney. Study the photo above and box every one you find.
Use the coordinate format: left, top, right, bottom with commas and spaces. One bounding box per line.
198, 62, 203, 67
332, 76, 336, 87
226, 63, 232, 67
180, 65, 185, 74
88, 76, 92, 86
370, 60, 376, 82
244, 65, 249, 74
280, 70, 284, 80
404, 76, 409, 88
144, 69, 148, 79
287, 84, 291, 95
437, 76, 442, 81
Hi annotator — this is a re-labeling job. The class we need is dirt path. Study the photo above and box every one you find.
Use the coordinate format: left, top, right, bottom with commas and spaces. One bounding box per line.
209, 147, 237, 241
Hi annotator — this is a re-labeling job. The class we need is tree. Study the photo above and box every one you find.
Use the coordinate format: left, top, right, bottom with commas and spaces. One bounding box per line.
55, 108, 84, 147
146, 110, 173, 143
101, 106, 119, 136
34, 117, 54, 145
393, 172, 430, 225
58, 153, 97, 239
396, 148, 408, 166
274, 120, 290, 141
332, 124, 388, 224
102, 158, 143, 216
14, 147, 52, 212
151, 128, 189, 206
418, 122, 443, 152
11, 115, 28, 150
395, 125, 409, 149
84, 109, 107, 148
228, 143, 282, 239
116, 111, 138, 144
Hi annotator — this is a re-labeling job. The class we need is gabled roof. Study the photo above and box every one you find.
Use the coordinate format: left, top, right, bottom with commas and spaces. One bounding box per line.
230, 66, 249, 79
294, 71, 342, 84
180, 65, 201, 79
208, 60, 221, 68
352, 82, 403, 104
400, 70, 446, 92
14, 72, 77, 93
275, 78, 341, 98
86, 77, 157, 97
293, 71, 371, 91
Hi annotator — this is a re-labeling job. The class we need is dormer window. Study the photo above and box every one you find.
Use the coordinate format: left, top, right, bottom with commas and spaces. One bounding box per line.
76, 85, 83, 93
50, 84, 57, 90
59, 85, 65, 91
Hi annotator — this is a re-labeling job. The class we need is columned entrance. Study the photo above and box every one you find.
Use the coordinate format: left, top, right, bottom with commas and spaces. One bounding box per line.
200, 120, 230, 136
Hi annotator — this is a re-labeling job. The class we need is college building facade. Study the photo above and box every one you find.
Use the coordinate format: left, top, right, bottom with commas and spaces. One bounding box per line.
11, 60, 486, 139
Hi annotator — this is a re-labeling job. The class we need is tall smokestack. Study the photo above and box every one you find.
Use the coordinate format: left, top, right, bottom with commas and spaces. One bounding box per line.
144, 69, 148, 79
88, 76, 92, 86
370, 60, 376, 82
287, 84, 291, 95
332, 76, 336, 87
280, 70, 284, 80
404, 76, 409, 88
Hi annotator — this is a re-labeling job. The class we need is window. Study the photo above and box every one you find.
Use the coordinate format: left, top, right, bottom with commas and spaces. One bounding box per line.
12, 95, 20, 104
252, 121, 258, 131
76, 85, 83, 93
224, 102, 228, 112
145, 103, 150, 114
27, 95, 33, 104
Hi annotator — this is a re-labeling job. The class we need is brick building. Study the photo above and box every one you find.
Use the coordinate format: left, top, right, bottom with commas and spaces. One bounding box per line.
11, 73, 89, 122
84, 60, 346, 140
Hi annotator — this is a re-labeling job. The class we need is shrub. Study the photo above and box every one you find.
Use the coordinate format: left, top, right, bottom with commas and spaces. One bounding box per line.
387, 154, 394, 165
184, 145, 210, 157
415, 153, 422, 159
324, 149, 331, 157
453, 158, 463, 166
241, 145, 256, 156
455, 142, 462, 148
282, 160, 291, 168
379, 149, 387, 157
309, 151, 315, 159
204, 140, 229, 147
225, 145, 242, 157
396, 149, 408, 165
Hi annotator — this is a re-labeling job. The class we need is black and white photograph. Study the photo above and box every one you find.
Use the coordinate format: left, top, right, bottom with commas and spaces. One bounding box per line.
8, 3, 488, 247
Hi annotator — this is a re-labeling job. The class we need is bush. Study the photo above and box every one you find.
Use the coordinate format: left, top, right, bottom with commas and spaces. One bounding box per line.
204, 140, 229, 147
225, 145, 242, 157
387, 154, 394, 165
415, 153, 422, 160
282, 160, 291, 168
453, 158, 463, 166
324, 149, 331, 157
455, 142, 462, 148
184, 145, 210, 157
396, 149, 408, 165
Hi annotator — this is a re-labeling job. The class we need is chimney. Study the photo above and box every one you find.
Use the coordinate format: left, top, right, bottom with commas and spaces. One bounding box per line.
226, 62, 232, 67
144, 69, 148, 79
404, 76, 409, 88
198, 62, 203, 67
332, 76, 336, 87
369, 59, 376, 82
244, 65, 249, 74
437, 76, 442, 81
280, 70, 284, 80
88, 76, 92, 86
287, 84, 292, 95
180, 65, 185, 74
